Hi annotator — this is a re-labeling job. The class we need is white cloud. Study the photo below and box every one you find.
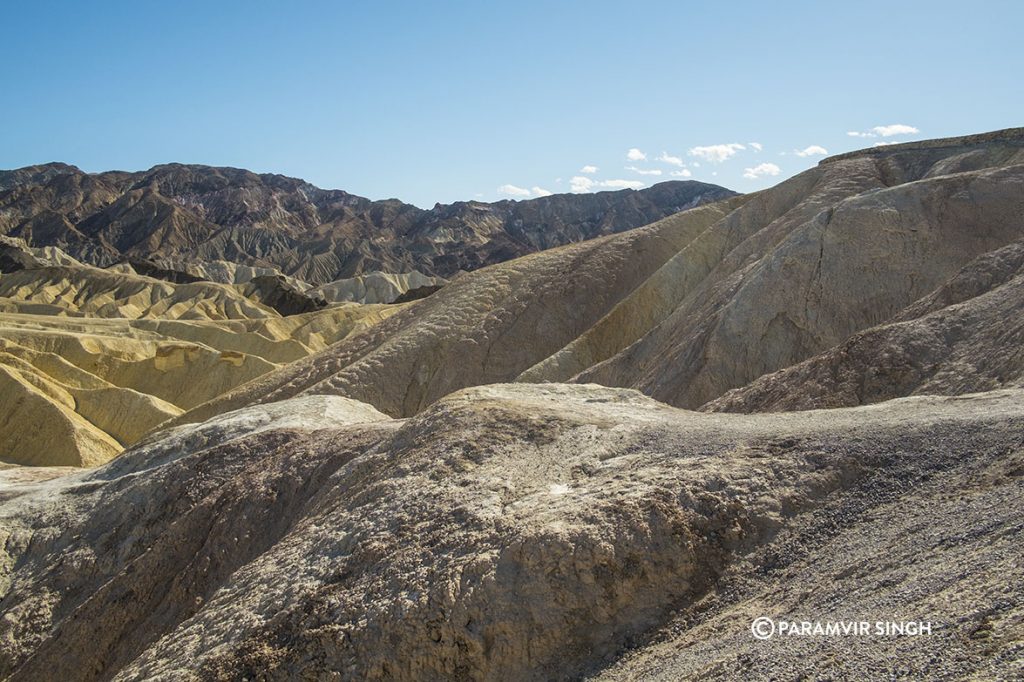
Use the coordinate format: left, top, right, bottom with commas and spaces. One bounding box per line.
626, 148, 647, 161
872, 124, 919, 137
742, 162, 781, 180
498, 184, 556, 197
626, 165, 662, 176
497, 184, 531, 197
570, 176, 594, 193
571, 174, 647, 193
749, 142, 763, 152
656, 151, 685, 167
600, 179, 645, 189
689, 143, 746, 163
670, 169, 692, 177
794, 145, 828, 157
691, 161, 700, 167
848, 124, 920, 139
873, 141, 898, 147
579, 165, 598, 174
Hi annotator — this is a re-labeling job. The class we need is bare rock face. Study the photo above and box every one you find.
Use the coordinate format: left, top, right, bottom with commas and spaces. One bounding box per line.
391, 283, 444, 304
1, 385, 1022, 680
0, 163, 735, 283
0, 235, 80, 273
236, 275, 327, 316
0, 239, 44, 273
704, 238, 1024, 412
594, 391, 1024, 681
119, 258, 206, 284
0, 266, 282, 320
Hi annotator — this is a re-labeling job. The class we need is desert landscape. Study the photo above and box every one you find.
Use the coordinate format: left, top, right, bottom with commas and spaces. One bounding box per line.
1, 127, 1022, 679
2, 2, 1022, 677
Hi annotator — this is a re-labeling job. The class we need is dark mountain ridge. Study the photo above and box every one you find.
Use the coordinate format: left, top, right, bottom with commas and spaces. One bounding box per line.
0, 163, 736, 284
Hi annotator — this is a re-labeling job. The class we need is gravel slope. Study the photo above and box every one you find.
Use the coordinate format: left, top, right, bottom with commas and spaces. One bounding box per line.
1, 385, 1021, 680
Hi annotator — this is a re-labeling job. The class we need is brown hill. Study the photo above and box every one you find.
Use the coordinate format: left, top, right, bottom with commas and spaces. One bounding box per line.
575, 128, 1024, 408
172, 197, 745, 423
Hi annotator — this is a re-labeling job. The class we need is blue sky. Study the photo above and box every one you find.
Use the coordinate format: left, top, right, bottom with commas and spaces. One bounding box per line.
2, 1, 1021, 207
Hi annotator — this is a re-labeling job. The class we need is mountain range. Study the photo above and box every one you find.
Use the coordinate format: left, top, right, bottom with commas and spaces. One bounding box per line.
0, 163, 734, 284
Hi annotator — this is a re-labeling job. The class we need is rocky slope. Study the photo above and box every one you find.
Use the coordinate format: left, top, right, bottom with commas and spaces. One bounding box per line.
0, 266, 285, 320
0, 235, 81, 273
0, 384, 1021, 680
704, 236, 1024, 412
593, 390, 1024, 681
0, 163, 735, 283
0, 167, 730, 467
127, 257, 447, 306
308, 270, 448, 305
173, 129, 1024, 426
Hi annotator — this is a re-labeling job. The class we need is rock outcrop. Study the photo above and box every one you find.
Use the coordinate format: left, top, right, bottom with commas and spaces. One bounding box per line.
575, 130, 1024, 408
391, 283, 445, 304
236, 275, 327, 316
0, 235, 80, 273
0, 266, 282, 321
309, 270, 448, 305
0, 239, 44, 273
116, 258, 441, 305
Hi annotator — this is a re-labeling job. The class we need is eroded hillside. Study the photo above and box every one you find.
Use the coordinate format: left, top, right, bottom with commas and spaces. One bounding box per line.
0, 263, 398, 465
1, 385, 1020, 679
172, 129, 1024, 427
